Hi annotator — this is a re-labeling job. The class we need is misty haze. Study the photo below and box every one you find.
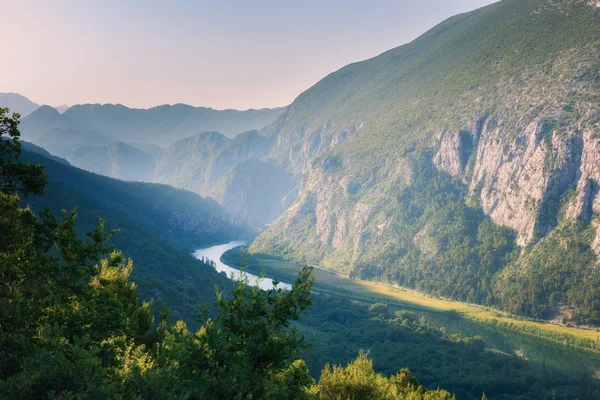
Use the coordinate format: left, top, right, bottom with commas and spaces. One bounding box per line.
2, 1, 600, 399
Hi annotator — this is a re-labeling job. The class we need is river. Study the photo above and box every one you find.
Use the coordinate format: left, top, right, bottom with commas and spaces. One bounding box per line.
193, 240, 292, 291
194, 241, 600, 377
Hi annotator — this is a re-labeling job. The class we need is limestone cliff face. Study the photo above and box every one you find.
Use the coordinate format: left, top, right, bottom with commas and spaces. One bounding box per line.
438, 117, 589, 246
432, 113, 600, 249
268, 111, 360, 176
249, 0, 600, 320
253, 34, 600, 268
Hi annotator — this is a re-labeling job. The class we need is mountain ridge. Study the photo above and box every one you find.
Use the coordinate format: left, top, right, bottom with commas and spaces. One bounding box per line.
19, 148, 246, 324
250, 0, 600, 324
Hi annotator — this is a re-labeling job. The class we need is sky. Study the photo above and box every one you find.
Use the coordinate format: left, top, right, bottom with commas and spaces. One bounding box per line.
0, 0, 497, 110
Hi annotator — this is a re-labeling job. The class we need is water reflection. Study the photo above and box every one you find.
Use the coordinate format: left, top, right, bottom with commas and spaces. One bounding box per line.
193, 241, 292, 291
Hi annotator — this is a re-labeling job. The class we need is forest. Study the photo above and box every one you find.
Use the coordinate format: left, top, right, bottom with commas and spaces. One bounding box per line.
224, 248, 600, 400
0, 109, 459, 398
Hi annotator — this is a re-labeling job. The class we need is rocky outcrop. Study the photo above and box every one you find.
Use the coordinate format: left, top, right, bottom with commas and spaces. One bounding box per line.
251, 0, 600, 286
270, 116, 361, 175
433, 119, 483, 177
439, 115, 600, 247
463, 117, 585, 245
593, 220, 600, 256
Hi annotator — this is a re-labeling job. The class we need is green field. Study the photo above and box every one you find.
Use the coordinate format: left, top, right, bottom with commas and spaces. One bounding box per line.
231, 251, 600, 350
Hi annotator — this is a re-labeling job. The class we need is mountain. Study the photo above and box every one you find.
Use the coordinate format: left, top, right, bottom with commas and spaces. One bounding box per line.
19, 105, 89, 142
67, 142, 156, 181
153, 131, 231, 192
62, 103, 286, 147
19, 149, 248, 323
18, 102, 285, 188
36, 127, 114, 157
33, 127, 155, 181
153, 130, 296, 226
154, 131, 270, 194
0, 93, 39, 117
212, 158, 297, 227
251, 0, 600, 324
128, 142, 164, 157
21, 141, 71, 165
54, 104, 69, 113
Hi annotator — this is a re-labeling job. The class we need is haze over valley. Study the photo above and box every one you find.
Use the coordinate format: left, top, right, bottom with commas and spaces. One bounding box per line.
3, 1, 600, 399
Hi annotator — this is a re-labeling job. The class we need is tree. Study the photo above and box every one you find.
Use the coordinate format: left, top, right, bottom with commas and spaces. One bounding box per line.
0, 108, 157, 398
145, 268, 315, 399
315, 351, 454, 400
0, 108, 45, 196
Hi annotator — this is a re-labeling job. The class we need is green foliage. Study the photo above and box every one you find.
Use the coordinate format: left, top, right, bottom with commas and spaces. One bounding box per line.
373, 154, 517, 306
0, 108, 45, 196
254, 0, 600, 325
229, 247, 600, 400
0, 109, 318, 399
141, 268, 315, 399
3, 107, 598, 399
314, 352, 453, 400
18, 145, 245, 327
496, 222, 600, 323
257, 153, 518, 309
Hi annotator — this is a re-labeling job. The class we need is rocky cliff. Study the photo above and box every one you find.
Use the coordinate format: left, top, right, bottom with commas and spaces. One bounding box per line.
251, 0, 600, 322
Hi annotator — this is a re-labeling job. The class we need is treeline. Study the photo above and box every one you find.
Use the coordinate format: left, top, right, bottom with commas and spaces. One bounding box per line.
18, 137, 242, 328
494, 221, 600, 324
0, 108, 454, 399
225, 248, 600, 400
338, 152, 599, 325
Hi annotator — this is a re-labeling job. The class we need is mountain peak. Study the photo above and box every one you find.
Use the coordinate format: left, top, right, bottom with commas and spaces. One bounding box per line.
0, 92, 39, 117
26, 105, 60, 119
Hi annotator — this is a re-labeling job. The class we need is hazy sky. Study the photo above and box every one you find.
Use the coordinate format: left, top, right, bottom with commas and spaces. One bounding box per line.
0, 0, 497, 110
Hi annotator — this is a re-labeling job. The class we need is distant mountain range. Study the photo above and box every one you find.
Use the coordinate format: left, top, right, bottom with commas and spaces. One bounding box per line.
154, 130, 296, 227
0, 92, 70, 117
1, 97, 288, 222
6, 0, 600, 326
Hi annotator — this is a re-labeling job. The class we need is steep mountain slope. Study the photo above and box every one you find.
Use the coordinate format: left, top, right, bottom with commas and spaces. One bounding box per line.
21, 141, 71, 165
19, 108, 159, 181
153, 131, 231, 193
36, 127, 114, 157
154, 130, 295, 226
0, 92, 39, 117
63, 103, 286, 146
20, 149, 247, 324
252, 0, 600, 323
67, 142, 155, 181
19, 102, 286, 196
212, 158, 297, 227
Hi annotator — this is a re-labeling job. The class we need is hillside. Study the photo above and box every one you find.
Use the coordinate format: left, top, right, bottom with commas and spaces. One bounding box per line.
17, 100, 286, 191
67, 142, 155, 181
36, 128, 114, 157
154, 130, 296, 226
251, 0, 600, 323
19, 149, 247, 324
0, 92, 39, 117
